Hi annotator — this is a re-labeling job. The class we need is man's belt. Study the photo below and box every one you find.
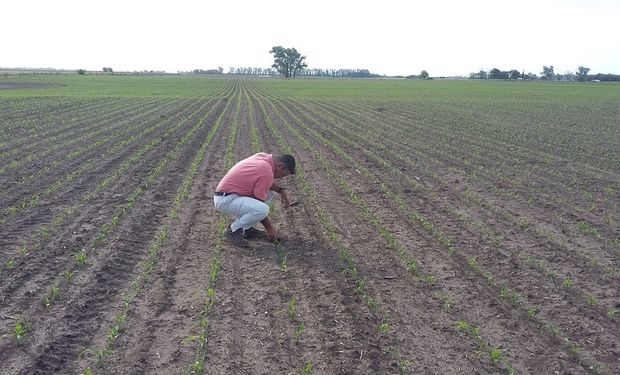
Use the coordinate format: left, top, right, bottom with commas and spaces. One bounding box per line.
214, 191, 233, 196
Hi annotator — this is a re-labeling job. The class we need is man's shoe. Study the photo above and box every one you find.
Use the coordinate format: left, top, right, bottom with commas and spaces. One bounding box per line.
243, 227, 267, 239
226, 228, 250, 247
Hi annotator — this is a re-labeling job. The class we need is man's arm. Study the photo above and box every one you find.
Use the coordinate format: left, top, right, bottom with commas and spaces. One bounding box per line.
261, 217, 280, 242
270, 183, 290, 207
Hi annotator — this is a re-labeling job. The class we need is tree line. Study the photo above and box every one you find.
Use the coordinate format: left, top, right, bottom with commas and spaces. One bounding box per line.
470, 65, 620, 82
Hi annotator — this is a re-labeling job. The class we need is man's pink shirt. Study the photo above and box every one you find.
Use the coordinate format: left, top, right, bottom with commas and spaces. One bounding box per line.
216, 153, 275, 201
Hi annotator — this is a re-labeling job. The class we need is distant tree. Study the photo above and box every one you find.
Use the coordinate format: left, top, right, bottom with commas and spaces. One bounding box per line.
508, 70, 521, 79
576, 66, 590, 82
419, 70, 429, 79
103, 67, 108, 72
108, 67, 113, 73
269, 46, 307, 78
77, 69, 86, 75
541, 65, 555, 80
563, 71, 576, 81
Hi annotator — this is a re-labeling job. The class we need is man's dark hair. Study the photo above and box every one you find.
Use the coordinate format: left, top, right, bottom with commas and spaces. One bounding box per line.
277, 154, 296, 174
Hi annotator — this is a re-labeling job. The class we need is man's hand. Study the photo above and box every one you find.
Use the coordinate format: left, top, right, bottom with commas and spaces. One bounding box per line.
281, 189, 290, 208
265, 227, 285, 242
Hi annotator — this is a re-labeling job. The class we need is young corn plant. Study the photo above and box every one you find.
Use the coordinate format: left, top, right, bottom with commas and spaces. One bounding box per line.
14, 316, 31, 342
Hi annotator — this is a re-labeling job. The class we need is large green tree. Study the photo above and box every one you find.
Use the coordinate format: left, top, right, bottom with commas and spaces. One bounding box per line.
269, 46, 307, 78
576, 66, 590, 82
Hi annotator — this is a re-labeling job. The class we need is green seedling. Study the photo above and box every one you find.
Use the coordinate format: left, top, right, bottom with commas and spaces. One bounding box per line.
14, 316, 31, 342
294, 323, 305, 344
577, 221, 598, 236
5, 259, 15, 270
423, 274, 435, 286
561, 278, 574, 289
607, 308, 618, 319
527, 306, 540, 319
188, 359, 205, 374
73, 249, 87, 267
106, 326, 120, 344
62, 270, 76, 282
42, 295, 51, 309
287, 297, 297, 320
586, 294, 597, 306
377, 322, 390, 334
489, 347, 503, 363
405, 258, 418, 275
302, 361, 313, 375
50, 284, 61, 299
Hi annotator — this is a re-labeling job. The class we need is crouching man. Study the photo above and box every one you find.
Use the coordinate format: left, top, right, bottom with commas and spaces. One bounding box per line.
213, 152, 296, 245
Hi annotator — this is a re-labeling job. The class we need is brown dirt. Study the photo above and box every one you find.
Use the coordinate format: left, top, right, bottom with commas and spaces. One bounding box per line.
0, 80, 618, 375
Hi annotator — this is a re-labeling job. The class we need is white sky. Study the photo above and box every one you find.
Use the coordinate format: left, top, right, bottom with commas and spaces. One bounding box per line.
3, 0, 619, 76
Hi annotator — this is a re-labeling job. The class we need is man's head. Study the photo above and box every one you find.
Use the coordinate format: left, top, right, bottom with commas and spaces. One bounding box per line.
274, 154, 296, 178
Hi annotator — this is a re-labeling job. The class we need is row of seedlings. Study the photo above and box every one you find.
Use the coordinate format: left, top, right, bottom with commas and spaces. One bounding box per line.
0, 97, 226, 279
182, 82, 244, 374
273, 97, 612, 373
80, 90, 237, 372
253, 92, 412, 374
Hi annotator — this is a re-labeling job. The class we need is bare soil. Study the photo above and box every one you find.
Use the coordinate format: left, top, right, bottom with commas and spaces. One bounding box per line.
0, 81, 618, 375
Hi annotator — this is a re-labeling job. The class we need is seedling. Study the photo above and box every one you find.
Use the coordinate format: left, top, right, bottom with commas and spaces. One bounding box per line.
577, 221, 598, 236
527, 306, 540, 319
14, 316, 31, 342
188, 359, 205, 374
607, 308, 618, 319
489, 347, 503, 363
586, 295, 597, 306
294, 323, 305, 344
287, 297, 297, 320
73, 249, 87, 267
561, 278, 574, 289
62, 270, 76, 282
423, 274, 435, 286
5, 259, 15, 270
377, 322, 390, 334
302, 361, 313, 375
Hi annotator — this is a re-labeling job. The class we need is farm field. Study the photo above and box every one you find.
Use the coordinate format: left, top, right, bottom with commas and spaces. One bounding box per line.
0, 75, 619, 374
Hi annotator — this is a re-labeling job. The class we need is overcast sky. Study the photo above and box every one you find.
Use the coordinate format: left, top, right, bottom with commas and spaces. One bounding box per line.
3, 0, 619, 76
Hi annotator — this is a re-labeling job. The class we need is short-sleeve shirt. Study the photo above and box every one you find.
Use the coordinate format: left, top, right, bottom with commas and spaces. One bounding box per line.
216, 153, 275, 201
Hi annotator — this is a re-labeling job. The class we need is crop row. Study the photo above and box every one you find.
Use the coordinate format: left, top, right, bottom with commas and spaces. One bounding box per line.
80, 85, 238, 372
0, 97, 227, 280
249, 83, 616, 374
0, 98, 189, 220
256, 91, 526, 373
277, 96, 616, 370
0, 97, 153, 169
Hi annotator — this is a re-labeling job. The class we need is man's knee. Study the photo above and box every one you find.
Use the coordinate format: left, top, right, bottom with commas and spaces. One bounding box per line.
255, 202, 270, 220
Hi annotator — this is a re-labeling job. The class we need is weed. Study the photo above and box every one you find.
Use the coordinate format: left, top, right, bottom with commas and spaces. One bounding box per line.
586, 294, 597, 306
607, 308, 618, 319
188, 359, 205, 374
527, 306, 540, 319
